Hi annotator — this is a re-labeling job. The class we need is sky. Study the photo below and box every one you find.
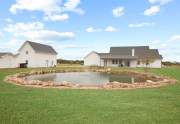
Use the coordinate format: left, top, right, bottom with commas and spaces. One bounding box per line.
0, 0, 180, 61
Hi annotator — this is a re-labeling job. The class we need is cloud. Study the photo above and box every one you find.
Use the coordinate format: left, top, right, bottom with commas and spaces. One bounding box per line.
169, 35, 180, 42
63, 0, 84, 15
56, 44, 87, 49
129, 22, 155, 28
10, 0, 60, 14
44, 13, 69, 21
86, 26, 118, 33
149, 0, 173, 5
86, 27, 101, 33
112, 6, 124, 17
105, 26, 118, 32
148, 38, 180, 62
4, 21, 44, 33
5, 18, 13, 23
9, 0, 84, 21
144, 5, 160, 16
15, 30, 75, 41
0, 32, 3, 38
4, 21, 75, 41
0, 39, 24, 52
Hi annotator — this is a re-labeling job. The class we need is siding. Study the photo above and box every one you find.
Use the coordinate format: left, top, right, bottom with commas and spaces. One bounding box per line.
84, 52, 101, 66
0, 55, 17, 68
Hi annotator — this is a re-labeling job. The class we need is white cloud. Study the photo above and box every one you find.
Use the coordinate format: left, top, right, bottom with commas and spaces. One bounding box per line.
9, 0, 84, 21
169, 35, 180, 42
149, 0, 173, 5
4, 22, 44, 33
5, 18, 13, 23
148, 38, 180, 62
4, 21, 75, 41
44, 13, 69, 21
56, 44, 86, 49
112, 7, 124, 17
15, 30, 75, 41
86, 27, 101, 33
0, 32, 3, 38
63, 0, 84, 15
129, 22, 155, 28
144, 5, 160, 16
105, 26, 118, 32
10, 0, 61, 14
64, 0, 80, 10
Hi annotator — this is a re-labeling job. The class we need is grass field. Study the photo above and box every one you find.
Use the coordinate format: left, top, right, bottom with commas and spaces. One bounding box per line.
0, 66, 180, 124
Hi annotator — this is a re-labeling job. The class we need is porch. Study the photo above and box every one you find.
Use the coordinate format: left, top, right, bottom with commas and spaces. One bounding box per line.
100, 59, 137, 67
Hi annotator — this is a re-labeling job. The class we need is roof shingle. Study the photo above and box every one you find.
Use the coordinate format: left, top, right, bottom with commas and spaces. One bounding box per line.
26, 41, 57, 55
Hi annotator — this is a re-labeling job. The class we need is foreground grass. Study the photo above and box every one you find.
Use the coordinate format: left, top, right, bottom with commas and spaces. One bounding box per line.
0, 66, 180, 124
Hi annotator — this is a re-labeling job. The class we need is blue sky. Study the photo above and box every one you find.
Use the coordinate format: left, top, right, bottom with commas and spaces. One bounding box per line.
0, 0, 180, 61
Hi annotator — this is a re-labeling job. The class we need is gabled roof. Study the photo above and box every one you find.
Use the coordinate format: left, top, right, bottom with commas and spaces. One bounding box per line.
110, 46, 149, 56
19, 41, 57, 55
0, 52, 13, 58
99, 53, 138, 59
97, 46, 162, 60
139, 49, 163, 59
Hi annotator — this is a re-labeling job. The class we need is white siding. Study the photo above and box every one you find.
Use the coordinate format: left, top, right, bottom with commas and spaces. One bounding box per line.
0, 55, 17, 68
32, 53, 57, 67
17, 42, 36, 67
130, 60, 137, 67
0, 42, 57, 68
136, 59, 162, 68
18, 43, 57, 67
149, 59, 162, 68
84, 52, 101, 66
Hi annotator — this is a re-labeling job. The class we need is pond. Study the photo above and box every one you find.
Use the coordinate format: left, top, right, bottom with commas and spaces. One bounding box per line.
25, 72, 155, 85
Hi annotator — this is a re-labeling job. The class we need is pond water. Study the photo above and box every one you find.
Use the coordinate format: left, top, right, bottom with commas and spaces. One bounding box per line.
25, 72, 154, 85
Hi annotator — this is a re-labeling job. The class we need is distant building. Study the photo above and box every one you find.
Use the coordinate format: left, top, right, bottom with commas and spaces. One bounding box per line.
84, 46, 162, 68
0, 41, 57, 68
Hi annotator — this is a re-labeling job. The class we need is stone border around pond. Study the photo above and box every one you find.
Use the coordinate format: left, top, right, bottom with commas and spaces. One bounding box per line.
4, 68, 177, 89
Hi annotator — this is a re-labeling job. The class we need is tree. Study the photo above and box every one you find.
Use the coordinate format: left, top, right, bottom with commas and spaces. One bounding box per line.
140, 56, 155, 72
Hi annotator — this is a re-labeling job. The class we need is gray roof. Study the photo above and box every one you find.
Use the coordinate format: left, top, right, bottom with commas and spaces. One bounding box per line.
98, 46, 162, 60
99, 53, 138, 59
25, 41, 57, 55
0, 52, 13, 58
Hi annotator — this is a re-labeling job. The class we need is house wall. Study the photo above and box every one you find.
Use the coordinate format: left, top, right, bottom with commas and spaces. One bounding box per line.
99, 59, 161, 68
32, 53, 57, 67
84, 52, 101, 66
18, 43, 57, 67
106, 59, 137, 67
0, 42, 57, 68
0, 55, 17, 68
136, 59, 162, 68
17, 43, 36, 67
106, 59, 119, 67
130, 60, 137, 67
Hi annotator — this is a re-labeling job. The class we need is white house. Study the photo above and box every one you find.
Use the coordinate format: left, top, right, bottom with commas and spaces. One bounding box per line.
0, 41, 57, 68
84, 46, 163, 68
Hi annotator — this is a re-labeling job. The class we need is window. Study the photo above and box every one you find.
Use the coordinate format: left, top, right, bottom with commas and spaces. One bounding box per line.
137, 60, 140, 65
112, 60, 115, 64
25, 60, 28, 64
112, 59, 118, 64
51, 61, 54, 66
26, 51, 29, 55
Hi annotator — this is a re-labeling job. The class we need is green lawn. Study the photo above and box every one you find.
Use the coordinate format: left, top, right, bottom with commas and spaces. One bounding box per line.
0, 66, 180, 124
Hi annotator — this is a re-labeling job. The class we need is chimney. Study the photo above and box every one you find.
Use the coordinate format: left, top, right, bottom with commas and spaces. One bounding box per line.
132, 48, 135, 56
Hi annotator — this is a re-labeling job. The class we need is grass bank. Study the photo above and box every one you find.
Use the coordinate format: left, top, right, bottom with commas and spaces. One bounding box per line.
0, 66, 180, 124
